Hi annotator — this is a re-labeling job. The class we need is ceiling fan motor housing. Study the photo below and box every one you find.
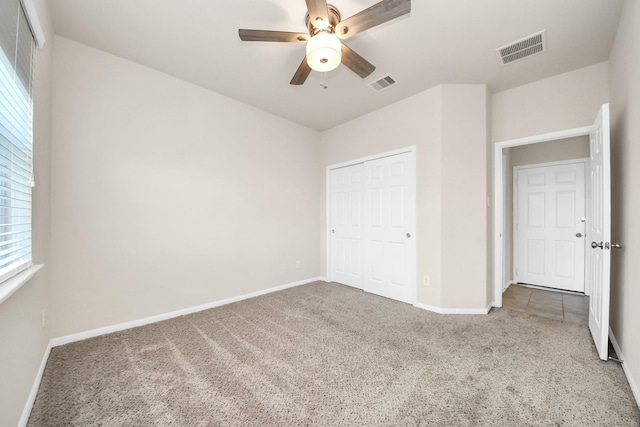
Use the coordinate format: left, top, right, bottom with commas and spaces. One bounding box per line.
306, 4, 341, 35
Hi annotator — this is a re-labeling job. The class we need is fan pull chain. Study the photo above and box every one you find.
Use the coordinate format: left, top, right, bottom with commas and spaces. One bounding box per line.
320, 72, 328, 89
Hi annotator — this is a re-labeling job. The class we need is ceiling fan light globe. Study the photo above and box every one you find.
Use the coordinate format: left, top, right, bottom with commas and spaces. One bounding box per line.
306, 32, 341, 72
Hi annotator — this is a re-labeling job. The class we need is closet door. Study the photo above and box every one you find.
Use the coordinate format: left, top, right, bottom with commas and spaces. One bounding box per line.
330, 164, 364, 289
363, 152, 415, 303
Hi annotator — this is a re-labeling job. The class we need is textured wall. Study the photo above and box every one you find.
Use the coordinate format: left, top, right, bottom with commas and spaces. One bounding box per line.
492, 62, 609, 142
50, 37, 321, 337
609, 0, 640, 406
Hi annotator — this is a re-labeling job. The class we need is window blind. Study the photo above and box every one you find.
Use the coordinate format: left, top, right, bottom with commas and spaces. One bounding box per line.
0, 0, 35, 284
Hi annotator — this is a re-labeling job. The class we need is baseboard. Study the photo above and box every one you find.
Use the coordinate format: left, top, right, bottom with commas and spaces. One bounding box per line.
503, 280, 515, 291
413, 302, 491, 315
609, 327, 640, 409
51, 276, 323, 348
318, 276, 330, 282
19, 340, 52, 427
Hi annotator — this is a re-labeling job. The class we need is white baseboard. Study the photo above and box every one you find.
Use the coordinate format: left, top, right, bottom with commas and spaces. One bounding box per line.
414, 302, 491, 315
503, 280, 515, 291
51, 276, 323, 348
19, 340, 52, 427
609, 327, 640, 409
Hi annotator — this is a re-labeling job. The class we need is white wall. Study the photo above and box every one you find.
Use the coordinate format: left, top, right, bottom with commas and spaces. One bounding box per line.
0, 0, 53, 425
321, 84, 488, 310
493, 62, 610, 142
50, 37, 321, 337
440, 86, 489, 308
508, 137, 590, 168
485, 92, 493, 306
609, 0, 640, 405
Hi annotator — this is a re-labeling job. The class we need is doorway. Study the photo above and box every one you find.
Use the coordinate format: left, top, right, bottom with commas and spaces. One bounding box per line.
327, 148, 416, 304
494, 125, 594, 306
494, 104, 612, 360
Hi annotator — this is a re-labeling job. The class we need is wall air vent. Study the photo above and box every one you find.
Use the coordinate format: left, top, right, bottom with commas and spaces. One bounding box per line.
369, 75, 397, 92
497, 30, 546, 65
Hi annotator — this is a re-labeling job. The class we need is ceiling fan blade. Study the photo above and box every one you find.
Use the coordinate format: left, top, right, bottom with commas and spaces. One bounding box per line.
290, 57, 312, 85
305, 0, 330, 27
341, 43, 376, 78
335, 0, 411, 39
239, 29, 309, 43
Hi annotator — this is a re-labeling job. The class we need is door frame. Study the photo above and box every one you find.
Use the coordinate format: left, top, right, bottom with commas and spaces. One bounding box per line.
326, 146, 417, 303
493, 127, 593, 307
512, 158, 589, 293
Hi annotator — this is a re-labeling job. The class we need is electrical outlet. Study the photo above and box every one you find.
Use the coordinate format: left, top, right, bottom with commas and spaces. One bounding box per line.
296, 260, 301, 269
423, 275, 430, 286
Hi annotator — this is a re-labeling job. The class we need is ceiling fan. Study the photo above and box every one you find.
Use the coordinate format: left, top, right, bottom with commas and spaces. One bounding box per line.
238, 0, 411, 85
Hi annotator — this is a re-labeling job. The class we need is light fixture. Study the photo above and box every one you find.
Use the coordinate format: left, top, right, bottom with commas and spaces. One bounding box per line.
314, 17, 329, 31
306, 32, 341, 72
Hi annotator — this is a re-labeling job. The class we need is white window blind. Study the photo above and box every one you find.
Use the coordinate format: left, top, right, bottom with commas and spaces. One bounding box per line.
0, 0, 35, 284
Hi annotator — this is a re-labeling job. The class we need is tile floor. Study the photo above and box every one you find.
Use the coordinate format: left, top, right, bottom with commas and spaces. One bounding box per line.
502, 284, 589, 325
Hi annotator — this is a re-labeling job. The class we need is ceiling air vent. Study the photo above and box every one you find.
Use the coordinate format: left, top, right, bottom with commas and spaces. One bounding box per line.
369, 75, 397, 92
497, 30, 546, 65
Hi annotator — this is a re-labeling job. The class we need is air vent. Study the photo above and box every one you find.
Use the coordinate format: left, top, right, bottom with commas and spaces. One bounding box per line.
497, 30, 546, 65
369, 75, 397, 92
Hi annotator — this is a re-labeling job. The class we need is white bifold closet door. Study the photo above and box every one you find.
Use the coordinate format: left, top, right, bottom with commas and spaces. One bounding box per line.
330, 163, 364, 289
330, 151, 415, 304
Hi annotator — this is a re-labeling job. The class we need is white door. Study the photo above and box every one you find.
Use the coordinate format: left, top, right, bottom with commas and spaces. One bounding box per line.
588, 104, 611, 361
330, 164, 364, 289
515, 162, 586, 292
362, 152, 415, 303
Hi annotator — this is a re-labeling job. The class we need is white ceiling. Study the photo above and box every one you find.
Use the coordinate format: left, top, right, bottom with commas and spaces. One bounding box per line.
48, 0, 624, 131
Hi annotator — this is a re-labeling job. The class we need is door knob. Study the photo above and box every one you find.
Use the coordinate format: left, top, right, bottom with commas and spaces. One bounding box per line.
612, 243, 623, 249
591, 241, 604, 249
406, 233, 411, 238
576, 233, 583, 238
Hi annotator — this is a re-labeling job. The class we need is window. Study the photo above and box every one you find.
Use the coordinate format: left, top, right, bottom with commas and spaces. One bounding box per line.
0, 0, 36, 284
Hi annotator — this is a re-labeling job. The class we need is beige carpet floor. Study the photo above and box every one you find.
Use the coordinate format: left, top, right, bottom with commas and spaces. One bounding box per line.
29, 282, 640, 426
